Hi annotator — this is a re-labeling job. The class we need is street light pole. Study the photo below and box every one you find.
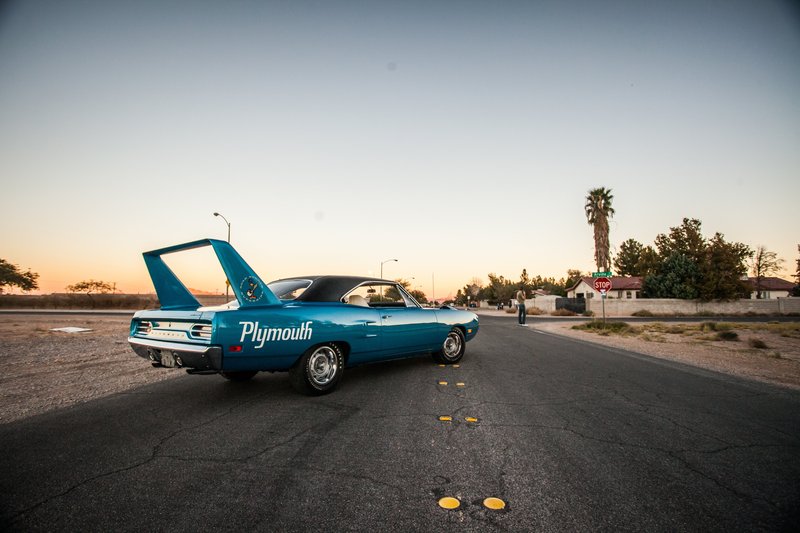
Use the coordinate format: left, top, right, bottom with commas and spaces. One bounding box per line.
380, 258, 398, 280
213, 212, 231, 299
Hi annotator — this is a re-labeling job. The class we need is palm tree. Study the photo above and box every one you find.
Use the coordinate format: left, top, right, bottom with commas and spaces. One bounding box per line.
585, 187, 615, 272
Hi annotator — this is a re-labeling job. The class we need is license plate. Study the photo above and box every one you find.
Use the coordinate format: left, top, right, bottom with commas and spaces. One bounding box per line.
161, 351, 176, 368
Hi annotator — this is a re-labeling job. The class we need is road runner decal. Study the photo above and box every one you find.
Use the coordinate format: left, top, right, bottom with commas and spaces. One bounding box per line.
240, 321, 313, 349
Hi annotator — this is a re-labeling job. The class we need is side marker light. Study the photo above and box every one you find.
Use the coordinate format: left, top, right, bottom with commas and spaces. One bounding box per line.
229, 345, 242, 353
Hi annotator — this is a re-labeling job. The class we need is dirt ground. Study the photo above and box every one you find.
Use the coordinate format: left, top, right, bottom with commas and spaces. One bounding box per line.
1, 315, 799, 424
534, 320, 800, 390
0, 315, 180, 424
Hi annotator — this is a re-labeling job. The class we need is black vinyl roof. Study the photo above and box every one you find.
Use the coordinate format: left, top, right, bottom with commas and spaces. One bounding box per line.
271, 275, 393, 303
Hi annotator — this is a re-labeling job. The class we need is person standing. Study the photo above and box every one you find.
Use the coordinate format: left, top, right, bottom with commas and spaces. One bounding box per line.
515, 286, 527, 325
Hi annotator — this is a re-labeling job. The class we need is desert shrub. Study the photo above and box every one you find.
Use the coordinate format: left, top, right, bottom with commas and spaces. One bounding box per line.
631, 309, 654, 317
551, 308, 576, 316
526, 307, 544, 315
748, 338, 768, 349
574, 321, 630, 333
582, 310, 595, 317
701, 322, 717, 332
716, 331, 739, 341
504, 307, 515, 314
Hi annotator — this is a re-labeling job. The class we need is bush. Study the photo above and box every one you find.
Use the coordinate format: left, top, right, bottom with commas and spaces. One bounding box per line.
504, 307, 515, 314
582, 310, 595, 317
574, 321, 630, 333
526, 307, 544, 315
551, 308, 576, 316
748, 338, 768, 349
631, 309, 654, 317
716, 331, 739, 341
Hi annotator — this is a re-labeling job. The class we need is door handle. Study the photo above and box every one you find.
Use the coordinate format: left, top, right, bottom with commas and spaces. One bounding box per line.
381, 315, 392, 319
364, 320, 377, 325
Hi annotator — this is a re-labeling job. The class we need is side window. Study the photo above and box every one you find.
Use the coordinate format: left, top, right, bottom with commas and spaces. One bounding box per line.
345, 283, 412, 307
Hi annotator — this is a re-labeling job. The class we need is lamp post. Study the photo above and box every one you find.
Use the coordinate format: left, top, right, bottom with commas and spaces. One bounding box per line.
213, 212, 231, 299
380, 258, 398, 280
213, 212, 231, 243
380, 259, 397, 301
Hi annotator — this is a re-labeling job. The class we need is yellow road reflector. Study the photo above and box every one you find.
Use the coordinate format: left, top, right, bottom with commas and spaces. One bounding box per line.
439, 415, 452, 422
483, 497, 506, 510
456, 382, 465, 387
439, 497, 461, 510
453, 364, 460, 368
465, 417, 479, 423
438, 381, 448, 386
438, 364, 446, 367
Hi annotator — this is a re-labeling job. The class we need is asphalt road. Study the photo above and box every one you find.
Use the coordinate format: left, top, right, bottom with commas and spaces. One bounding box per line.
2, 315, 799, 532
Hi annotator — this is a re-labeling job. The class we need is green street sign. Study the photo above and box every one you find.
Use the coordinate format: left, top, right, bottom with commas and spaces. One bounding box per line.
592, 271, 612, 277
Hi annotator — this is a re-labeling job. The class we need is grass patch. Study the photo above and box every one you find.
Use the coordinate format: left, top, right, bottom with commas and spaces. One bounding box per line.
573, 321, 630, 333
716, 331, 739, 341
748, 338, 768, 349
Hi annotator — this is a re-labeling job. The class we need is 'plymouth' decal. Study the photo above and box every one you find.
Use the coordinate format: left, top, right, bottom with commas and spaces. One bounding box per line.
240, 321, 313, 349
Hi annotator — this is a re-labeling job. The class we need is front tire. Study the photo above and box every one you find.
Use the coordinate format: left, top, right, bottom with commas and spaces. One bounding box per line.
289, 343, 344, 395
434, 328, 465, 364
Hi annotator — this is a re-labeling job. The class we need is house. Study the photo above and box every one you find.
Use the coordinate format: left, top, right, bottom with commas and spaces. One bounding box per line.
746, 277, 796, 299
567, 277, 643, 300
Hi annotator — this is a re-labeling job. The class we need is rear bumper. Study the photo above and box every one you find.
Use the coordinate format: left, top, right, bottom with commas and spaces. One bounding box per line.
128, 337, 222, 371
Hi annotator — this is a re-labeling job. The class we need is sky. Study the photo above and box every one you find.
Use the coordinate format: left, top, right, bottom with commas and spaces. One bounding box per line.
1, 0, 798, 299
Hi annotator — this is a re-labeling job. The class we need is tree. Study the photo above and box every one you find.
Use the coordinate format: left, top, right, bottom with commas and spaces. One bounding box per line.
792, 245, 800, 297
585, 187, 615, 272
614, 239, 660, 277
644, 219, 752, 301
66, 279, 114, 307
483, 273, 515, 304
565, 269, 585, 289
698, 233, 751, 301
750, 245, 785, 299
0, 259, 39, 293
654, 218, 706, 264
643, 253, 700, 299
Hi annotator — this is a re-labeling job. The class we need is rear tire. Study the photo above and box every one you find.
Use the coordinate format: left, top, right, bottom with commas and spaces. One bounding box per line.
221, 371, 258, 382
433, 328, 465, 364
289, 343, 344, 395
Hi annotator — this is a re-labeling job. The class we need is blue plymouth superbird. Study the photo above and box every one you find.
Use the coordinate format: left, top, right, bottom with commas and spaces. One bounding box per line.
128, 239, 479, 394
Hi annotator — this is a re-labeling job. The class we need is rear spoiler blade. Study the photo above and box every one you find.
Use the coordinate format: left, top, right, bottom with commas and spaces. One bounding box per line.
142, 238, 280, 310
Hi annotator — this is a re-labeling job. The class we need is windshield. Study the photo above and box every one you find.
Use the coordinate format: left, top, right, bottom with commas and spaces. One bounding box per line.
268, 278, 313, 300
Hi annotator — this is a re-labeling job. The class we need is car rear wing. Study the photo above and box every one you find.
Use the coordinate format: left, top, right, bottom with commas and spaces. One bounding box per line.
142, 238, 281, 310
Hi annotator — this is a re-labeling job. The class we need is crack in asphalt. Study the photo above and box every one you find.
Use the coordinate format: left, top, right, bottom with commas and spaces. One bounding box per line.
7, 392, 275, 523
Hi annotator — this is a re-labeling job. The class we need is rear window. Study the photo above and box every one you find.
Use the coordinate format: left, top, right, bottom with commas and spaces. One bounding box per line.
268, 279, 312, 300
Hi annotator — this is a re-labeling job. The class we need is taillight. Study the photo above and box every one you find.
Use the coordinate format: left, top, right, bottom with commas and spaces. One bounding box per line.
138, 321, 152, 334
191, 324, 212, 339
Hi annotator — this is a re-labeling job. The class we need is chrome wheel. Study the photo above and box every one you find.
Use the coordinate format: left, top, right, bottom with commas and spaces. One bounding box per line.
433, 328, 465, 364
307, 346, 339, 387
442, 330, 463, 361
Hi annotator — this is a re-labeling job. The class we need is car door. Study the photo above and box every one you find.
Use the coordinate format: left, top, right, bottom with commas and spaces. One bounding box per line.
376, 284, 441, 357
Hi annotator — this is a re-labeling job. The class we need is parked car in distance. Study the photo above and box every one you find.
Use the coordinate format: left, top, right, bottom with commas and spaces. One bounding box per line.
128, 239, 479, 395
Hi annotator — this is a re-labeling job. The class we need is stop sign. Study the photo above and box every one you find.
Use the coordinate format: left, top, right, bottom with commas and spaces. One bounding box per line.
593, 277, 612, 292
